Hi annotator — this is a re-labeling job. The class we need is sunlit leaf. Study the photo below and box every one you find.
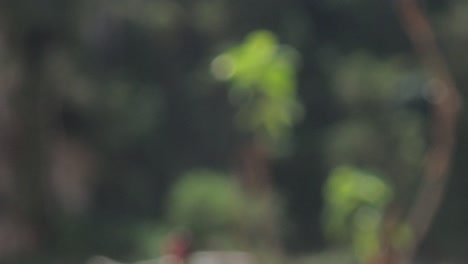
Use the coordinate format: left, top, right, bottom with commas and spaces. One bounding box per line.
212, 30, 302, 147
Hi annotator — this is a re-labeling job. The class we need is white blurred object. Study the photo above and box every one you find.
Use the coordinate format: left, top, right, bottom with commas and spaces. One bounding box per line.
189, 251, 256, 264
135, 255, 178, 264
87, 251, 256, 264
87, 256, 122, 264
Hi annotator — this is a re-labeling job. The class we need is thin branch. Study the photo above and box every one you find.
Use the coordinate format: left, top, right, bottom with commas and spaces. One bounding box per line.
396, 0, 461, 259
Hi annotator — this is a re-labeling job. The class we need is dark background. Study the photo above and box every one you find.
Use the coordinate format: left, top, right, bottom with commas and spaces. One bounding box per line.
0, 0, 466, 263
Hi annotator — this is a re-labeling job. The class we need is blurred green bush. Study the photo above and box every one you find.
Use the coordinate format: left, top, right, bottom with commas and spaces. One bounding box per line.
166, 169, 245, 249
321, 166, 393, 262
165, 169, 286, 252
212, 30, 302, 152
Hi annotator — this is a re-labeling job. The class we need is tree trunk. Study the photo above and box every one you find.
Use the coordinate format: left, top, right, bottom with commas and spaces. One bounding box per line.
11, 28, 56, 257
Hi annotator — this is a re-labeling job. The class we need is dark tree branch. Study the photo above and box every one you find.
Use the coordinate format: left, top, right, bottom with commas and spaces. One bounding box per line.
397, 0, 461, 249
370, 1, 461, 263
395, 0, 461, 262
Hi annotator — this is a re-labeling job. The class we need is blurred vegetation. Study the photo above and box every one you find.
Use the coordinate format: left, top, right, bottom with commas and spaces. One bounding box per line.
213, 30, 302, 147
322, 166, 396, 261
167, 170, 245, 249
0, 0, 466, 263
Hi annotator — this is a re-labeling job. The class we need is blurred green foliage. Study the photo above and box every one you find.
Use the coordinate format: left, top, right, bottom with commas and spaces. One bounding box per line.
167, 169, 245, 249
212, 30, 303, 147
332, 53, 403, 108
1, 0, 468, 263
322, 166, 415, 262
322, 54, 426, 262
322, 166, 393, 261
325, 53, 427, 189
134, 224, 172, 259
166, 169, 286, 251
